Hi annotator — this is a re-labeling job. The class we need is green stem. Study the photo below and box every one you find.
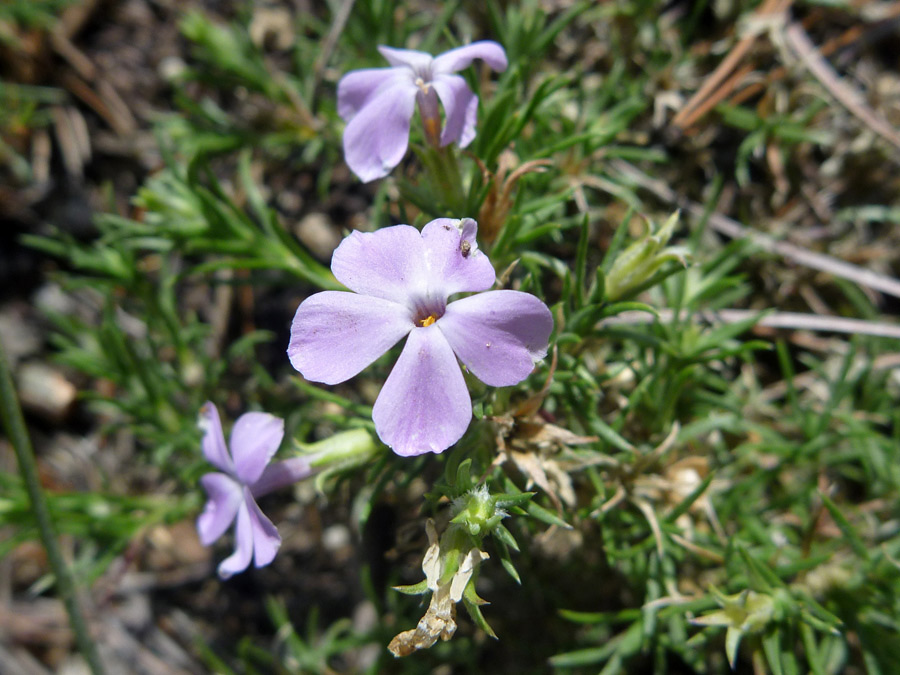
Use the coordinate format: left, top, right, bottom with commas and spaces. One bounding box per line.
0, 342, 105, 674
422, 144, 467, 215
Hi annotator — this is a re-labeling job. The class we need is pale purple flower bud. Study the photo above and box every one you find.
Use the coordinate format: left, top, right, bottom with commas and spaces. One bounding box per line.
337, 42, 508, 182
288, 218, 553, 457
196, 403, 312, 579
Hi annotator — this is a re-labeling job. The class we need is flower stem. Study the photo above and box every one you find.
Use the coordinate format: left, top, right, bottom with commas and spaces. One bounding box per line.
421, 144, 467, 215
0, 342, 105, 674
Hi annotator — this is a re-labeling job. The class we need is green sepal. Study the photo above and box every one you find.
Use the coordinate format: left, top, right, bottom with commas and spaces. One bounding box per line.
463, 582, 497, 639
725, 626, 744, 670
393, 579, 430, 596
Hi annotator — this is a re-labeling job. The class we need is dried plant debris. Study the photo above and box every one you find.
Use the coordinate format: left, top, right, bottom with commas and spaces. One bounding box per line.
388, 520, 490, 657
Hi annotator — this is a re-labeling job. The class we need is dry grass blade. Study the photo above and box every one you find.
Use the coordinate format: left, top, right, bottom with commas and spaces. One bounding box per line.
313, 0, 357, 93
727, 6, 900, 108
611, 159, 900, 300
783, 21, 900, 154
603, 309, 900, 340
670, 0, 793, 130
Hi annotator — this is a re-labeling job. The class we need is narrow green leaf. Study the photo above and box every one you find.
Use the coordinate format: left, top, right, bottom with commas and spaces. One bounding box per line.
818, 492, 870, 561
524, 499, 571, 530
665, 472, 715, 524
493, 524, 520, 552
393, 579, 430, 596
463, 584, 497, 639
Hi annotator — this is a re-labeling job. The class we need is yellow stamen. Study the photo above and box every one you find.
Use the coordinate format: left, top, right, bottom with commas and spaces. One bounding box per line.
420, 315, 437, 327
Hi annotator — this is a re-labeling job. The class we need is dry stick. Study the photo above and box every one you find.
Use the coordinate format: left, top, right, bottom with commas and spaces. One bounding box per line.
760, 352, 900, 403
671, 0, 792, 129
676, 63, 756, 132
50, 0, 138, 137
58, 72, 135, 137
727, 7, 900, 108
603, 309, 900, 340
312, 0, 357, 94
610, 158, 900, 300
0, 342, 105, 674
784, 21, 900, 153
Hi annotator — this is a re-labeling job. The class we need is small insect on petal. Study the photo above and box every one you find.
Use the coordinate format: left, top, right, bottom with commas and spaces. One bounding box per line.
290, 219, 552, 457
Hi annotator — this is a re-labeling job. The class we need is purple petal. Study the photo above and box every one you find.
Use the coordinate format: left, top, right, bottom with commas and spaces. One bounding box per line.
421, 218, 495, 296
438, 290, 553, 386
197, 472, 242, 546
217, 500, 253, 579
459, 91, 479, 149
337, 67, 410, 121
330, 225, 427, 303
433, 41, 508, 75
288, 291, 415, 384
431, 74, 478, 147
288, 291, 413, 385
246, 491, 281, 568
251, 457, 313, 498
377, 45, 434, 72
229, 412, 284, 485
372, 326, 471, 456
199, 402, 233, 474
342, 79, 418, 182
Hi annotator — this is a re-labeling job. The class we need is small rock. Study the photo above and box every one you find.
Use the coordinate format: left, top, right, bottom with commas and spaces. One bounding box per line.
322, 524, 351, 553
294, 212, 341, 261
249, 7, 295, 51
114, 593, 152, 633
0, 303, 42, 367
16, 362, 77, 423
158, 55, 187, 82
10, 540, 48, 590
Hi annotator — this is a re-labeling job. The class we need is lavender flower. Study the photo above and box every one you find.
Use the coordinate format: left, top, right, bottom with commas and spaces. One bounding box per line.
288, 218, 553, 457
337, 42, 507, 182
196, 402, 311, 578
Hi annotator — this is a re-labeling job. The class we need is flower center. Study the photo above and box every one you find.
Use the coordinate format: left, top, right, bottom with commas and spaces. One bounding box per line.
411, 297, 445, 328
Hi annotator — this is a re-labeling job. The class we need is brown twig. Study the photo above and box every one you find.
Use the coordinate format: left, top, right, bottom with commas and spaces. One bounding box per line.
675, 63, 756, 133
58, 71, 136, 137
727, 6, 900, 108
671, 0, 793, 130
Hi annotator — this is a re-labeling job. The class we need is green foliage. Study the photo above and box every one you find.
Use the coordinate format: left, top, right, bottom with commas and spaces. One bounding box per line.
8, 0, 900, 673
0, 0, 75, 36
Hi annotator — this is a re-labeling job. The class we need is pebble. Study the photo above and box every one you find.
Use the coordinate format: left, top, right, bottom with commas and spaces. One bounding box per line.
294, 212, 341, 261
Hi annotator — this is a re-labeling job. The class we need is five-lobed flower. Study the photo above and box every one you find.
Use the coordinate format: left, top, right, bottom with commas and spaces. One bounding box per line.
288, 218, 553, 457
337, 42, 507, 182
196, 402, 311, 578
